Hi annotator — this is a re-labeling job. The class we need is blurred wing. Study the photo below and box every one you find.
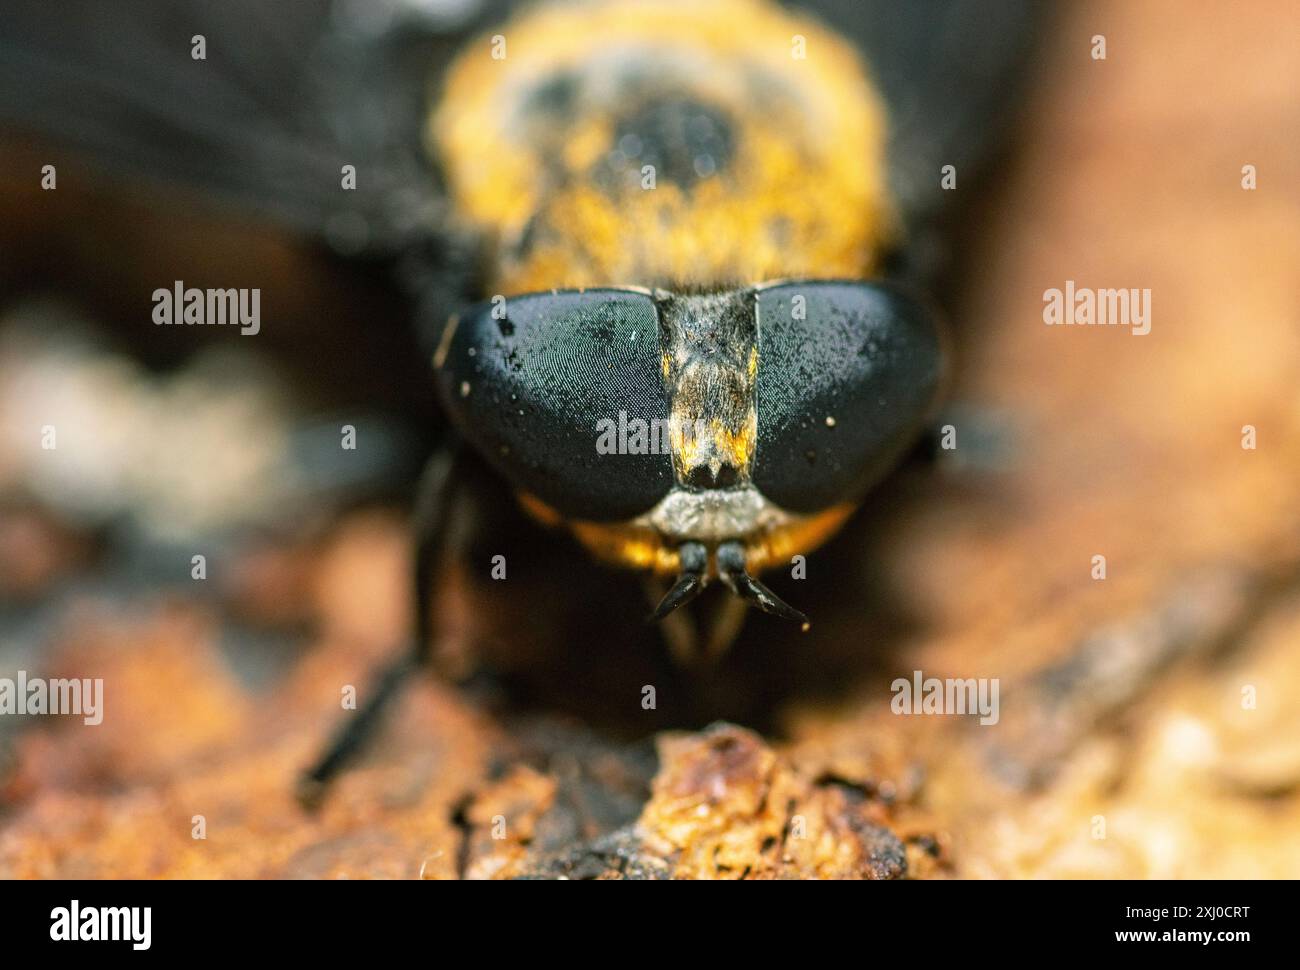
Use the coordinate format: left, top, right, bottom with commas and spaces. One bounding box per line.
795, 0, 1043, 228
0, 0, 507, 254
0, 0, 1039, 267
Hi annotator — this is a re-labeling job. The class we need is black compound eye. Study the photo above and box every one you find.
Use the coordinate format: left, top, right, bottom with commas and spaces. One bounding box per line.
437, 289, 673, 521
753, 281, 946, 513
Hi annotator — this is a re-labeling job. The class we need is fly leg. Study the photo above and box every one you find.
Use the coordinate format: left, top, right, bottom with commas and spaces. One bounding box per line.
297, 442, 466, 809
702, 593, 750, 663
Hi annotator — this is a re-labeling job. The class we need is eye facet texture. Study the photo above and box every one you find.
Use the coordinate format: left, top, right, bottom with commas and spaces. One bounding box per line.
438, 289, 674, 521
753, 281, 945, 513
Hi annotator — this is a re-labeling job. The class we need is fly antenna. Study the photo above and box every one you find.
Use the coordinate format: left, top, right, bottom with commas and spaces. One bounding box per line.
647, 541, 708, 622
717, 541, 810, 631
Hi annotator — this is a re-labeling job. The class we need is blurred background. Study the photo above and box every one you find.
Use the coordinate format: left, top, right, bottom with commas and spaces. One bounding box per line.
0, 0, 1297, 878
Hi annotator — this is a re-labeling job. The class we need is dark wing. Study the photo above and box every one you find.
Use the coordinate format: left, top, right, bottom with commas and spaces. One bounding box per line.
792, 0, 1044, 262
0, 0, 508, 255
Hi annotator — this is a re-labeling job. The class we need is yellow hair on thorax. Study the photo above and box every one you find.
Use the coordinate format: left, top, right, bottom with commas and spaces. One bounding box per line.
432, 0, 892, 294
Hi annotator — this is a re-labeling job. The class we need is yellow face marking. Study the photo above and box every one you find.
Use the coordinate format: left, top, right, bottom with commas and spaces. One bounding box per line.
711, 420, 753, 470
432, 0, 892, 294
519, 491, 680, 573
741, 504, 855, 574
658, 291, 759, 485
517, 490, 855, 579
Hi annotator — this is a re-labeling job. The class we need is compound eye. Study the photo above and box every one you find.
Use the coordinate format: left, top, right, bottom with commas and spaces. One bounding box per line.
752, 281, 946, 513
437, 289, 674, 521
